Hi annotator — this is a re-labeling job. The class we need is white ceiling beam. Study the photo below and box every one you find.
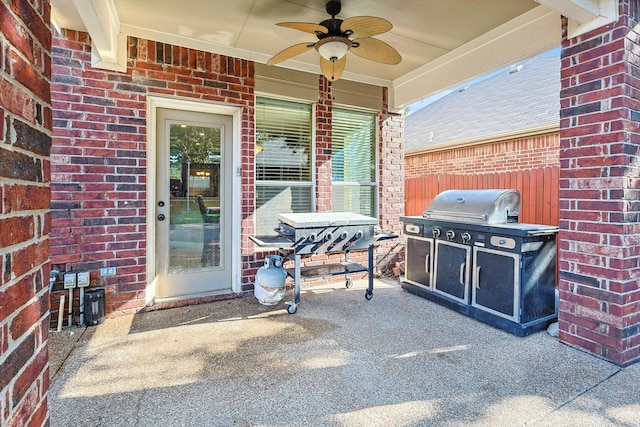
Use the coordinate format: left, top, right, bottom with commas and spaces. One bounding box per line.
391, 6, 561, 112
70, 0, 127, 72
535, 0, 618, 38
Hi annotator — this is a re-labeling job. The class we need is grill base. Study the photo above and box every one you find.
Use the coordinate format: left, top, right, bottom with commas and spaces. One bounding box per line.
401, 281, 556, 336
400, 214, 558, 336
250, 231, 398, 313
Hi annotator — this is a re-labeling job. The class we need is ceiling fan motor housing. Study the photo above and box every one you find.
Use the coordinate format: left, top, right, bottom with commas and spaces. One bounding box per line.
318, 18, 350, 38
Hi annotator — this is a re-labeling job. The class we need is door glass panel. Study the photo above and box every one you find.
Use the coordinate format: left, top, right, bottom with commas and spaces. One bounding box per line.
168, 124, 222, 271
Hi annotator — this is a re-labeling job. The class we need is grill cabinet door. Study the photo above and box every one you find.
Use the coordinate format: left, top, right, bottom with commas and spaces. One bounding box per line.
433, 241, 470, 303
472, 247, 519, 321
405, 236, 433, 288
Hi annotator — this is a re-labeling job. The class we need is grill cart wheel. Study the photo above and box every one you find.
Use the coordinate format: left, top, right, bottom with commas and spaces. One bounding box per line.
365, 290, 373, 300
287, 303, 298, 314
345, 278, 353, 288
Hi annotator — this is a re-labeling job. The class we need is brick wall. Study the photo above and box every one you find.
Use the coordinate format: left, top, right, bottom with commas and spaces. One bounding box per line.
50, 29, 403, 317
376, 88, 404, 272
558, 1, 640, 366
316, 75, 333, 211
50, 30, 256, 317
405, 132, 560, 180
0, 0, 52, 426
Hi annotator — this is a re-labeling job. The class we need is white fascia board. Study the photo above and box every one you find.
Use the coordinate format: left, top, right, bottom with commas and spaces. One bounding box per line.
391, 6, 561, 111
536, 0, 618, 38
71, 0, 127, 72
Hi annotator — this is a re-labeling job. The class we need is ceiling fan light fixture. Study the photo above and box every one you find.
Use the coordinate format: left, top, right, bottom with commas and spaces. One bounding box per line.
315, 36, 351, 62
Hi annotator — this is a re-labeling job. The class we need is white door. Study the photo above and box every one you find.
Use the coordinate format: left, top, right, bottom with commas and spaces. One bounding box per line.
155, 108, 233, 300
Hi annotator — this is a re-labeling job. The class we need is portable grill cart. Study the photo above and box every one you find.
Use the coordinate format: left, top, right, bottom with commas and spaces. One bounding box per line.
250, 212, 397, 314
401, 189, 558, 336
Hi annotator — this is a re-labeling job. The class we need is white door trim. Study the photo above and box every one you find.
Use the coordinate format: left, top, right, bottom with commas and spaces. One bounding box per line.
146, 96, 242, 305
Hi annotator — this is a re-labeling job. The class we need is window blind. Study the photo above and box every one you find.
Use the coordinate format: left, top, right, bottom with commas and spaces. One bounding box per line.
256, 97, 312, 181
255, 97, 313, 235
332, 108, 377, 216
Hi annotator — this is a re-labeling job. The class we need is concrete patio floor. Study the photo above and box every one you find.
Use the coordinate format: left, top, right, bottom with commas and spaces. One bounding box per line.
49, 278, 640, 426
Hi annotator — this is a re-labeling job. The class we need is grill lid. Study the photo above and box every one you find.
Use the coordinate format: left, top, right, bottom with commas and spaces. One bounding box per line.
423, 189, 520, 224
278, 212, 378, 228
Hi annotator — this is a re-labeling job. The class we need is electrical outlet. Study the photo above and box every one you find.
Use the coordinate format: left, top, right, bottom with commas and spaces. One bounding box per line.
77, 271, 90, 287
100, 267, 116, 277
63, 273, 77, 289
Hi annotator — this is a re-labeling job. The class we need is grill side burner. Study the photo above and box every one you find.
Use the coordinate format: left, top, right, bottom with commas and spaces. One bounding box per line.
401, 190, 558, 336
250, 212, 397, 313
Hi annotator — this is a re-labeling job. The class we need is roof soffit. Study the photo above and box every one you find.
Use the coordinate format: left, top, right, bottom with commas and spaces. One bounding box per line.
534, 0, 618, 37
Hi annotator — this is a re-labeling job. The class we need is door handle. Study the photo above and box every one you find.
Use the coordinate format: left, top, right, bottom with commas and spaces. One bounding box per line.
157, 214, 166, 221
459, 263, 465, 285
424, 254, 430, 273
475, 266, 481, 288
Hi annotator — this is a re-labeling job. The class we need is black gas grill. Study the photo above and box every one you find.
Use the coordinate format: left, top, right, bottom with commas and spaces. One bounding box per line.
401, 189, 558, 336
250, 212, 397, 314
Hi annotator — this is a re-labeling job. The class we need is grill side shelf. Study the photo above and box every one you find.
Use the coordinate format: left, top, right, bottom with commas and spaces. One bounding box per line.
249, 234, 294, 248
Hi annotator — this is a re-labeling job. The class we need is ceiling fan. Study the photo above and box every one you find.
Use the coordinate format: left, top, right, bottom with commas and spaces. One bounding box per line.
266, 0, 401, 81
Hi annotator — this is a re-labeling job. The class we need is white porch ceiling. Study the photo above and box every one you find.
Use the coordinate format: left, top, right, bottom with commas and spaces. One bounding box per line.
50, 0, 617, 111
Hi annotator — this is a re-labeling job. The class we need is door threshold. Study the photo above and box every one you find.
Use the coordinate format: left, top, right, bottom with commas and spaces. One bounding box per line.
149, 290, 238, 311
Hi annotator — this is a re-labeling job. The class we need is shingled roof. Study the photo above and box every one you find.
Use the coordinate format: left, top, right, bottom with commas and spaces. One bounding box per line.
404, 54, 560, 153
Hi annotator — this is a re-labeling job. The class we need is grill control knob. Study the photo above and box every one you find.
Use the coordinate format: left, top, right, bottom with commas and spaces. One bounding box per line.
307, 233, 318, 242
446, 230, 455, 240
462, 232, 471, 244
340, 231, 349, 240
354, 230, 364, 240
432, 228, 441, 238
324, 232, 333, 241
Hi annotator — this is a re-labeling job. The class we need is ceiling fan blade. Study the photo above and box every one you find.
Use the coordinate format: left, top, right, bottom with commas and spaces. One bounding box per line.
340, 16, 392, 38
320, 56, 346, 82
351, 37, 401, 65
267, 43, 315, 66
277, 22, 329, 35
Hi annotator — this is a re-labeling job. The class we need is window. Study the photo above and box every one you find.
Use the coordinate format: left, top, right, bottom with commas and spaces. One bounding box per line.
255, 97, 313, 235
332, 108, 377, 216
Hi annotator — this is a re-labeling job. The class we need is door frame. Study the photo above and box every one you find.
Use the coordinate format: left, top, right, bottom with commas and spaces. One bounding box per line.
146, 96, 242, 305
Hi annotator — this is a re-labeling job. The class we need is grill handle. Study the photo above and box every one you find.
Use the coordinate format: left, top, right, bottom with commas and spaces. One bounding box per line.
459, 263, 465, 285
425, 209, 488, 221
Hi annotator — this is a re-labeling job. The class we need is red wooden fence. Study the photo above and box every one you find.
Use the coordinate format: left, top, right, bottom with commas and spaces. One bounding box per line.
404, 166, 559, 226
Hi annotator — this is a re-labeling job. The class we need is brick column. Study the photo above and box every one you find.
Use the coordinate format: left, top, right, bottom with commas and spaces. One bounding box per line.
0, 0, 52, 425
559, 1, 640, 366
378, 87, 405, 273
316, 76, 332, 211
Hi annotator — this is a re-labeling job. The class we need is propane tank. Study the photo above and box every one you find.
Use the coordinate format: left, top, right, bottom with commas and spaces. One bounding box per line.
254, 255, 287, 306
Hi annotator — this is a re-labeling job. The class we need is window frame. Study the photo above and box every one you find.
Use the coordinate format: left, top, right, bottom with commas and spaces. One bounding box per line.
331, 104, 379, 219
254, 94, 317, 236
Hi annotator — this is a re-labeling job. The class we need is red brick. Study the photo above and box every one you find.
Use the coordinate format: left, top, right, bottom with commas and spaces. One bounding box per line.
6, 383, 39, 427
9, 0, 51, 51
0, 323, 7, 354
10, 50, 50, 103
0, 75, 35, 122
0, 3, 34, 63
10, 242, 48, 280
11, 342, 47, 409
10, 293, 48, 341
0, 276, 35, 320
0, 332, 35, 392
